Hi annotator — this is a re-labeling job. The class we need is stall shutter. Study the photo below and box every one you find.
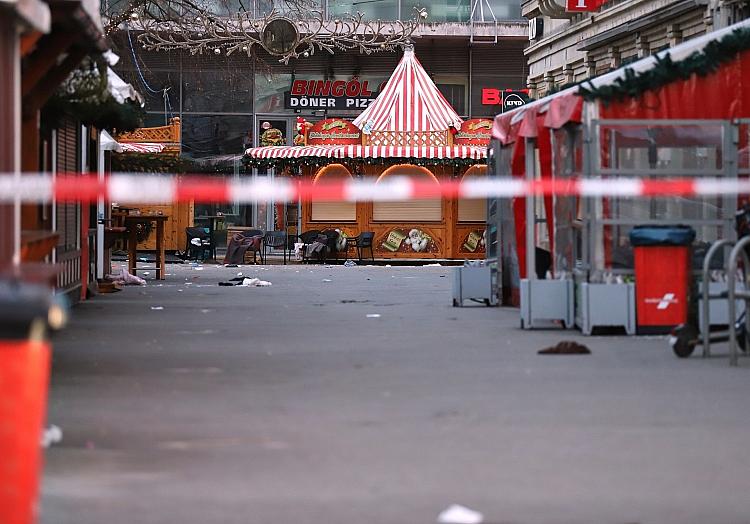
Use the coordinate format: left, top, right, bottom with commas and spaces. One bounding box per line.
458, 199, 487, 222
373, 200, 442, 222
459, 165, 488, 222
55, 118, 79, 251
311, 201, 356, 222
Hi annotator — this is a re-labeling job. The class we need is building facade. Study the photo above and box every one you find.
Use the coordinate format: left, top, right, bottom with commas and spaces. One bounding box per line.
109, 1, 529, 161
523, 0, 750, 97
107, 0, 530, 228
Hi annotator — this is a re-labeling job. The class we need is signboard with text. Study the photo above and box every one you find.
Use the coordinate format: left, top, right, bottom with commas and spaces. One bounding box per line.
566, 0, 604, 12
454, 119, 493, 146
306, 118, 361, 145
481, 89, 530, 113
284, 79, 384, 111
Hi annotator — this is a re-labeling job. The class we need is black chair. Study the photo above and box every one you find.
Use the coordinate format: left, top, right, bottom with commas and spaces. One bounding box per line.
263, 231, 288, 264
321, 229, 342, 262
298, 230, 321, 263
355, 231, 375, 262
225, 229, 263, 264
185, 226, 213, 261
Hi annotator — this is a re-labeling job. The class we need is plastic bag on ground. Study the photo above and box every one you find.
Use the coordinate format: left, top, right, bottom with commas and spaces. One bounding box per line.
106, 268, 146, 286
241, 278, 272, 287
437, 504, 484, 524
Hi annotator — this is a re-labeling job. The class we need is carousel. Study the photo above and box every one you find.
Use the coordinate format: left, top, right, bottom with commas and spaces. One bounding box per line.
244, 47, 492, 260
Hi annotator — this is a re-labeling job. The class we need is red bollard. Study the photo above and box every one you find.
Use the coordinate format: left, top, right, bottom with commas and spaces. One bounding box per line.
0, 340, 52, 524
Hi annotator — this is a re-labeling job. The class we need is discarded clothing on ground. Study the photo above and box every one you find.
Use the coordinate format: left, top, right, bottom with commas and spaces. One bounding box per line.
304, 234, 330, 261
538, 341, 591, 355
223, 233, 262, 265
218, 277, 272, 287
106, 268, 146, 286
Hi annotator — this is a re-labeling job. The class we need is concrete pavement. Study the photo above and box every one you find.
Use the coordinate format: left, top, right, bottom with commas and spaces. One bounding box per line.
41, 264, 750, 524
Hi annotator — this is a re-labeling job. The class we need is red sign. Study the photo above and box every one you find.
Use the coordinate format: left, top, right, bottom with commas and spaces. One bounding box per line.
454, 119, 493, 146
566, 0, 603, 11
306, 118, 361, 145
481, 88, 530, 106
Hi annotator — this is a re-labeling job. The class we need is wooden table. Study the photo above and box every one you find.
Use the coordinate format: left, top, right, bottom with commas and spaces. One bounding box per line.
124, 215, 169, 279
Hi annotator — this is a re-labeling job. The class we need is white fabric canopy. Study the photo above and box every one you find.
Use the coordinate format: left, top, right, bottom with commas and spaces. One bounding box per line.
352, 47, 463, 134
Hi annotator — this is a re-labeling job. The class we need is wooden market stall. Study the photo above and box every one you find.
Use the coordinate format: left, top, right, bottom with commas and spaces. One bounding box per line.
115, 117, 194, 252
245, 48, 491, 260
490, 19, 750, 335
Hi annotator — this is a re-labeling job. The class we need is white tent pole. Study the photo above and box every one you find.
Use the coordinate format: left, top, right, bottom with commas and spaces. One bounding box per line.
97, 131, 106, 279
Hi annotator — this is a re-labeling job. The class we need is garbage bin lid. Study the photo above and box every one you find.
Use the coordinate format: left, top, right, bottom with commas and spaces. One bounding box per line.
629, 225, 696, 247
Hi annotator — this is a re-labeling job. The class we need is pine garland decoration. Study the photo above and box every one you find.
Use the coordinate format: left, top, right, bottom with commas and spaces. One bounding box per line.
240, 154, 484, 172
578, 27, 750, 104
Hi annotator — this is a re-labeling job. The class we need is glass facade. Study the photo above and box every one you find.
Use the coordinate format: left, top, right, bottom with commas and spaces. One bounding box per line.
328, 0, 398, 20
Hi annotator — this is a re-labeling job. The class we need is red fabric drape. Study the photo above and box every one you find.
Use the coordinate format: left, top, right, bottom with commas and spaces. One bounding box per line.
511, 138, 527, 279
601, 49, 750, 120
537, 115, 554, 275
275, 203, 285, 230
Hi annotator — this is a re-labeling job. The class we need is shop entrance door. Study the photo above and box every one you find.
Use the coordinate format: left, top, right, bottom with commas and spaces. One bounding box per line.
253, 117, 294, 231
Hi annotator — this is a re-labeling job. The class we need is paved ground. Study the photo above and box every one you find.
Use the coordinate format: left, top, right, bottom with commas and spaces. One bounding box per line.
41, 263, 750, 524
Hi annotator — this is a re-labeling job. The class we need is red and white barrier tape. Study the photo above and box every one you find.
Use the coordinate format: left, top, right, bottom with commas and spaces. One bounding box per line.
1, 174, 750, 203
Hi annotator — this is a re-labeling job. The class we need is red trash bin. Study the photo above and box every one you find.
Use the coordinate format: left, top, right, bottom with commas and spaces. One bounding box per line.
630, 225, 695, 334
0, 281, 64, 524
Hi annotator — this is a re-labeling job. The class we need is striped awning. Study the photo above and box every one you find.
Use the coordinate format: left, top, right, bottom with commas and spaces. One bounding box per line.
352, 48, 463, 134
119, 142, 165, 153
246, 145, 343, 159
245, 144, 486, 160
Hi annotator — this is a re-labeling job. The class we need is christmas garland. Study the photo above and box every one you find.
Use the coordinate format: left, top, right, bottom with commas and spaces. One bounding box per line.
241, 155, 484, 172
578, 26, 750, 103
43, 58, 145, 132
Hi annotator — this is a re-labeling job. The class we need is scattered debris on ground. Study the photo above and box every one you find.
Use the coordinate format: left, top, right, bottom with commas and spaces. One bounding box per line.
240, 278, 272, 287
437, 504, 484, 524
538, 341, 591, 355
105, 268, 146, 286
41, 424, 63, 448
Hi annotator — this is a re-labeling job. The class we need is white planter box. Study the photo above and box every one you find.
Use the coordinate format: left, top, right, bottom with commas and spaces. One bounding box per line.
578, 282, 636, 336
520, 279, 575, 329
698, 282, 747, 333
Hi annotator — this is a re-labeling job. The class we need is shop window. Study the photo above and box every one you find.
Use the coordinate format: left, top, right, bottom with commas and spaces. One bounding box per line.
328, 0, 398, 20
373, 165, 442, 222
458, 165, 487, 222
311, 164, 356, 222
436, 83, 466, 116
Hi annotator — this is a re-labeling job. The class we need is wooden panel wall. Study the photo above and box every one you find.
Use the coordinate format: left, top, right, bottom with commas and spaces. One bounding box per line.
134, 201, 195, 251
302, 164, 487, 259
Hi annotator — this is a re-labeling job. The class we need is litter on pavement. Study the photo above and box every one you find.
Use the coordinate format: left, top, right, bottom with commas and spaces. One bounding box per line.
436, 504, 484, 524
241, 278, 272, 287
538, 341, 591, 355
41, 424, 63, 448
106, 268, 146, 286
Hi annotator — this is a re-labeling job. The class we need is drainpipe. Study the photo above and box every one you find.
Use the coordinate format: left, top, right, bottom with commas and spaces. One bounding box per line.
468, 45, 473, 118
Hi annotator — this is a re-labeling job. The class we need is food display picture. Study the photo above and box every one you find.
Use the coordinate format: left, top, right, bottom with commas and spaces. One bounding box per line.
260, 121, 285, 147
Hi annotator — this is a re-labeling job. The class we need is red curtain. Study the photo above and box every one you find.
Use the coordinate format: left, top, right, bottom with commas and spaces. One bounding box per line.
600, 50, 750, 120
537, 115, 555, 275
511, 138, 527, 279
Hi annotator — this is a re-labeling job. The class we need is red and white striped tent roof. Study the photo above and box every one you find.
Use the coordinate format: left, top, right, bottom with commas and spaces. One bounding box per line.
244, 48, 479, 162
352, 47, 463, 133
